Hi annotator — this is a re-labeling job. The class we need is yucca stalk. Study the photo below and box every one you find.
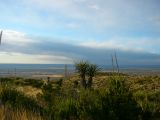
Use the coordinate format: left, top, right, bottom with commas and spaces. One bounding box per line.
0, 30, 3, 45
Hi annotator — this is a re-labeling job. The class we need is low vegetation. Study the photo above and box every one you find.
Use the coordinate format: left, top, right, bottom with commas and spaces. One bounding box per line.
0, 61, 160, 120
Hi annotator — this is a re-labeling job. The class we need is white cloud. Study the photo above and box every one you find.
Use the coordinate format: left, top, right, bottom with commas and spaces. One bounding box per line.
66, 22, 80, 29
79, 37, 160, 53
21, 0, 84, 18
88, 4, 100, 10
150, 16, 160, 26
0, 29, 74, 63
2, 30, 36, 46
0, 52, 72, 64
1, 0, 160, 33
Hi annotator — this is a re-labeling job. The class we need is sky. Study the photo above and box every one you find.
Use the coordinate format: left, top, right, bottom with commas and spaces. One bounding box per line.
0, 0, 160, 65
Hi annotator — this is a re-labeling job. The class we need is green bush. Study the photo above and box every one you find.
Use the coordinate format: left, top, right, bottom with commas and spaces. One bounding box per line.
54, 98, 78, 120
108, 76, 142, 120
23, 78, 44, 88
0, 77, 13, 84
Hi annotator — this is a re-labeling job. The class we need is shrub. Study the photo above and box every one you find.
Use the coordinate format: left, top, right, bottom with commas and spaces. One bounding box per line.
23, 78, 44, 88
0, 87, 43, 114
54, 98, 78, 120
0, 77, 13, 84
108, 76, 142, 120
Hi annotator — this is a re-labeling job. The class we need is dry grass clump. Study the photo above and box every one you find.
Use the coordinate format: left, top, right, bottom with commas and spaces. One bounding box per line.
17, 86, 42, 97
0, 105, 42, 120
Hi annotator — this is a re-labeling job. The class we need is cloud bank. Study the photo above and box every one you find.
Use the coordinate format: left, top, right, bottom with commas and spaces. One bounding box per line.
0, 30, 160, 65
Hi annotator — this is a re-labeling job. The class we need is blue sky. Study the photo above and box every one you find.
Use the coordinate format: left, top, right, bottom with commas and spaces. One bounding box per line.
0, 0, 160, 65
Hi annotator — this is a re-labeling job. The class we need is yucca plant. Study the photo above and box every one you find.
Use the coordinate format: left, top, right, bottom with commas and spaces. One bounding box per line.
86, 64, 100, 88
75, 61, 89, 88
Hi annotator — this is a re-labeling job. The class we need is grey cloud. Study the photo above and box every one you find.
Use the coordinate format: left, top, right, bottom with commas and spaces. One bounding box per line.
1, 36, 160, 65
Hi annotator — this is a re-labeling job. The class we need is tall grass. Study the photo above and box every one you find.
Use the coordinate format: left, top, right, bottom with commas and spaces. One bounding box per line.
0, 105, 43, 120
0, 88, 43, 113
